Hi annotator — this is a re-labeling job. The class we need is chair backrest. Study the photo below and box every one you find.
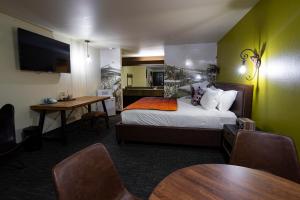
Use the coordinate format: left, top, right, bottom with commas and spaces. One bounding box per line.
0, 104, 16, 145
230, 130, 300, 183
52, 143, 128, 200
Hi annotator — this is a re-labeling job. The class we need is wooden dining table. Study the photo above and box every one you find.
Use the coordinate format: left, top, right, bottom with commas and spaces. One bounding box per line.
31, 96, 110, 144
149, 164, 300, 200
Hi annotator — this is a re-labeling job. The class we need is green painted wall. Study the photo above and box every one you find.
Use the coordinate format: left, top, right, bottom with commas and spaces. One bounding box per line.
218, 0, 300, 155
121, 66, 147, 88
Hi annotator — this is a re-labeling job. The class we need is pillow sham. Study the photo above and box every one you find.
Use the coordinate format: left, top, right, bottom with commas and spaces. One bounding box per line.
191, 88, 205, 106
200, 88, 223, 110
218, 90, 238, 111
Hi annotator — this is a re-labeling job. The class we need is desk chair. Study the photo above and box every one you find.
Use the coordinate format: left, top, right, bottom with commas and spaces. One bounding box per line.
81, 111, 109, 130
0, 104, 24, 169
230, 130, 300, 183
53, 143, 141, 200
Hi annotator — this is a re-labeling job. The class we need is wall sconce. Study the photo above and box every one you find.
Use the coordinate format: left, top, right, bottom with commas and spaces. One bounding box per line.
238, 48, 261, 80
85, 40, 92, 63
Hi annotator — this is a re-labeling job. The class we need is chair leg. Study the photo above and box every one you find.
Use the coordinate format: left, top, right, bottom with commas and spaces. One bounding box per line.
104, 116, 109, 129
79, 119, 86, 133
91, 118, 94, 128
116, 135, 121, 145
81, 116, 108, 131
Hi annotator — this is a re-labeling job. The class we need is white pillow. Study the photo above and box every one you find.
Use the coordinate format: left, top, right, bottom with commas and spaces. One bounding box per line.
200, 88, 223, 110
218, 90, 238, 111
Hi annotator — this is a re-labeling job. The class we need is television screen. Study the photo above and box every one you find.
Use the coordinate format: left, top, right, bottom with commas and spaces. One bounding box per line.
17, 28, 71, 73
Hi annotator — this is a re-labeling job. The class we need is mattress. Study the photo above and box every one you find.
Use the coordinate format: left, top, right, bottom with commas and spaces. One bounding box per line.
121, 97, 237, 129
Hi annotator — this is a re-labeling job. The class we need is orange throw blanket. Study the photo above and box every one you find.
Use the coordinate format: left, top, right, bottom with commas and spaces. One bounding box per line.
124, 97, 177, 111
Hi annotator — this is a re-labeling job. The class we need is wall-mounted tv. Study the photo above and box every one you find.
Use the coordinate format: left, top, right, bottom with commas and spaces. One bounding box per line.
17, 28, 71, 73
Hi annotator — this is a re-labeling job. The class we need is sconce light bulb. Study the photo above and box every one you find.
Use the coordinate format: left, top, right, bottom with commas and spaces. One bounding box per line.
239, 65, 247, 75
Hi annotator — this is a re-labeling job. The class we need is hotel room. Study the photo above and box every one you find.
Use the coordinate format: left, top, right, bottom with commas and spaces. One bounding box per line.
0, 0, 300, 199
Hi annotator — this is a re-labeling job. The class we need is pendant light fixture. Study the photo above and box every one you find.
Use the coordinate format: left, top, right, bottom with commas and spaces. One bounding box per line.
85, 40, 91, 63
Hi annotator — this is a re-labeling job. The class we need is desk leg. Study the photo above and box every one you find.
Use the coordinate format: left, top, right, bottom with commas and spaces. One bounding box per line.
101, 100, 109, 129
38, 111, 46, 135
87, 104, 93, 127
60, 110, 67, 144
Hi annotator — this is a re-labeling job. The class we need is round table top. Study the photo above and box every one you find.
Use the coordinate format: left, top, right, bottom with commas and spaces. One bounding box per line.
149, 164, 300, 200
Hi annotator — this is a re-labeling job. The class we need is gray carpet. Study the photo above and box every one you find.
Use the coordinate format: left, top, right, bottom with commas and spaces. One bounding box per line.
0, 115, 226, 200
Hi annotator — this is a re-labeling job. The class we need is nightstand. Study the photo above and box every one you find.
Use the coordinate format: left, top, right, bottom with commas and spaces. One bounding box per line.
222, 124, 239, 157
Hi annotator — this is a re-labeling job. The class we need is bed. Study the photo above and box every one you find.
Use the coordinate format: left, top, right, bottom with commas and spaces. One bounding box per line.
116, 83, 253, 147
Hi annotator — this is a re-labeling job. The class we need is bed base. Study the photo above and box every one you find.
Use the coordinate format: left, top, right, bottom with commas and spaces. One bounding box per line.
116, 122, 223, 147
116, 82, 253, 147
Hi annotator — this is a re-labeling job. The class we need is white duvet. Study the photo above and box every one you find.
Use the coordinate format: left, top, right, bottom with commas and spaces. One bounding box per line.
121, 97, 237, 129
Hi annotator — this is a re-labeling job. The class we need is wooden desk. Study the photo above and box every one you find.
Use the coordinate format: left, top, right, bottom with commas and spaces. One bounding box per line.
149, 164, 300, 200
31, 96, 110, 143
123, 87, 164, 107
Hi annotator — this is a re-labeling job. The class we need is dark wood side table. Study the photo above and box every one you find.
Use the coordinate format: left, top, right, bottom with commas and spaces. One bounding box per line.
222, 124, 239, 157
223, 124, 257, 157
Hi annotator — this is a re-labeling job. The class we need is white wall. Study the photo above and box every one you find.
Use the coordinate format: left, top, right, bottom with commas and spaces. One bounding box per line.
100, 48, 121, 69
0, 12, 101, 142
164, 43, 217, 69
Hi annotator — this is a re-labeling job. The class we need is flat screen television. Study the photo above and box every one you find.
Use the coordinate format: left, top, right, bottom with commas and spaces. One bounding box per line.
17, 28, 71, 73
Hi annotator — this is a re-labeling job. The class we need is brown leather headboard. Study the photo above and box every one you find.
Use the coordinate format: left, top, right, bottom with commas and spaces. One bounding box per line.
216, 82, 253, 118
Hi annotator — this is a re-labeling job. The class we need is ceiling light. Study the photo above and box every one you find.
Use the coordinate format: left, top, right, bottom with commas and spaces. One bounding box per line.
124, 46, 164, 57
195, 74, 202, 80
185, 59, 193, 67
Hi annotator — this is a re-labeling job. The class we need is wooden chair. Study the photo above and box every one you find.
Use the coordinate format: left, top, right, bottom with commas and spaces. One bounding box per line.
230, 130, 300, 183
52, 143, 141, 200
81, 111, 109, 129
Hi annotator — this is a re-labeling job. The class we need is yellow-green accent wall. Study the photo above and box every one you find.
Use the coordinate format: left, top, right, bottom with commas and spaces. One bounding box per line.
218, 0, 300, 155
121, 66, 147, 88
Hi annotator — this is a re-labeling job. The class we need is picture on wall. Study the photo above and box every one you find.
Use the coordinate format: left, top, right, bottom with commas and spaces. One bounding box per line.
164, 64, 219, 98
100, 65, 122, 111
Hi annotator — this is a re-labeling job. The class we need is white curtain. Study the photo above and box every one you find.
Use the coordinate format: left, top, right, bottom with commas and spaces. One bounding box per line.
70, 40, 88, 97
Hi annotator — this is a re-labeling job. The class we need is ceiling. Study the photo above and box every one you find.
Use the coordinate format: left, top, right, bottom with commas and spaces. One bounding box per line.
0, 0, 259, 54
